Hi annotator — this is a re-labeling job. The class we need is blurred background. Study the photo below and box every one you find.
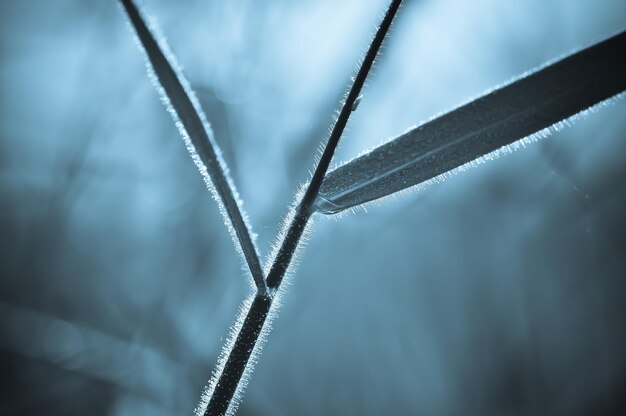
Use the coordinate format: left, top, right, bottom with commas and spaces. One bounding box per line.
1, 0, 625, 414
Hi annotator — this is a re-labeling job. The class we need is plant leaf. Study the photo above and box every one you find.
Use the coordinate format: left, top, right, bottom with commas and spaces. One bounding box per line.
119, 0, 267, 294
315, 30, 626, 214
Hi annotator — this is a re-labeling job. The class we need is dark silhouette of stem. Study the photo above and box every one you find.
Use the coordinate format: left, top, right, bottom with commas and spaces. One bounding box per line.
204, 294, 272, 415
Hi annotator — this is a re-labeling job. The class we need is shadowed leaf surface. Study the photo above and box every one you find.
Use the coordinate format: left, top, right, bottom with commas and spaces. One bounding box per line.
315, 31, 626, 214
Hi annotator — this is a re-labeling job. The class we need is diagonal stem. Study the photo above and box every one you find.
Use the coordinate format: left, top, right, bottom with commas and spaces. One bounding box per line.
119, 0, 267, 295
266, 0, 403, 290
300, 0, 403, 210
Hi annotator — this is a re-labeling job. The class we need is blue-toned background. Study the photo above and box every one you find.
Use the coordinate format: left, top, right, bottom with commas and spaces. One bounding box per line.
1, 0, 625, 414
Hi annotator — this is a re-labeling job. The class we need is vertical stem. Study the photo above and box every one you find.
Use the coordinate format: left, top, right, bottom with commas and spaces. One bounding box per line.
205, 294, 272, 415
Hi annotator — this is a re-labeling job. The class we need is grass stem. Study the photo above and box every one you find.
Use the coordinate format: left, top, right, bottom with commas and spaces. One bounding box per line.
266, 0, 403, 290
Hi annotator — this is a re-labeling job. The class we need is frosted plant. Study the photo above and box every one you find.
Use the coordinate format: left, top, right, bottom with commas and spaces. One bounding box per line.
118, 0, 626, 414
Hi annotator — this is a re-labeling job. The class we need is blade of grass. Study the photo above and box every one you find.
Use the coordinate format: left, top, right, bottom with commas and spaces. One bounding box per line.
119, 0, 267, 295
200, 1, 403, 414
314, 30, 626, 214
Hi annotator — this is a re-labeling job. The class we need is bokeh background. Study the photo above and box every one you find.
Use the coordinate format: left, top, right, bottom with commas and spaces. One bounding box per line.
1, 0, 625, 415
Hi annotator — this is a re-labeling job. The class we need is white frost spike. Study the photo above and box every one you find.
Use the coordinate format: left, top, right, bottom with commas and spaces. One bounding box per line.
119, 0, 266, 293
351, 95, 363, 112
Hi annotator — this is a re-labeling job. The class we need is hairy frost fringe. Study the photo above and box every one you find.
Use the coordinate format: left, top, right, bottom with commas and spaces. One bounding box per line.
194, 292, 284, 415
307, 0, 402, 189
315, 1, 400, 180
263, 184, 315, 279
194, 294, 254, 416
194, 185, 315, 415
326, 92, 625, 220
121, 2, 259, 291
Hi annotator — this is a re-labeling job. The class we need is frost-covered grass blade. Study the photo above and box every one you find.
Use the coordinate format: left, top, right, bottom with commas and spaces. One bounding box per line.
315, 30, 626, 214
119, 0, 266, 294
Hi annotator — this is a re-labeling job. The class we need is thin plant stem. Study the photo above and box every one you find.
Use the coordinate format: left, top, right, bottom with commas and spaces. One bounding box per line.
266, 0, 403, 290
204, 294, 272, 416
